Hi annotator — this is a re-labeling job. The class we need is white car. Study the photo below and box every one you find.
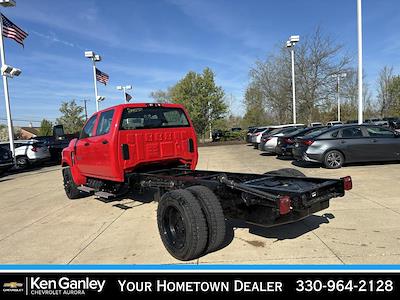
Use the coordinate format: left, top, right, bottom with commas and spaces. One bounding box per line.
326, 121, 344, 127
0, 140, 50, 169
260, 126, 305, 153
253, 124, 305, 149
250, 126, 270, 147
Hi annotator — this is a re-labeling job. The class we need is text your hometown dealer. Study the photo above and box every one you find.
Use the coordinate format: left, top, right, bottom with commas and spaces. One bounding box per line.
30, 277, 105, 293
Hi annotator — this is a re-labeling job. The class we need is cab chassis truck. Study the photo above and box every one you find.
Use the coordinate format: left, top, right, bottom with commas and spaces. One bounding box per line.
61, 103, 352, 261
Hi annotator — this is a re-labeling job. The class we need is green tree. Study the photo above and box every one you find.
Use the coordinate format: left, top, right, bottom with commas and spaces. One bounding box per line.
56, 100, 85, 134
387, 75, 400, 116
39, 119, 53, 136
152, 68, 227, 141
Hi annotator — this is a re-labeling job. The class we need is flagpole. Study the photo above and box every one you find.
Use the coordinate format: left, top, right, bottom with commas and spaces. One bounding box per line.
92, 60, 99, 112
0, 13, 16, 166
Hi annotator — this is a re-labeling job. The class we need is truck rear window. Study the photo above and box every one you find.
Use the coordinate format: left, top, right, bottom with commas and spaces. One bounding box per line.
120, 107, 190, 130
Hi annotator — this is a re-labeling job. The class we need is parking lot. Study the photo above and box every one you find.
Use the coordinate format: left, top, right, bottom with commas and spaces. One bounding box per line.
1, 143, 400, 265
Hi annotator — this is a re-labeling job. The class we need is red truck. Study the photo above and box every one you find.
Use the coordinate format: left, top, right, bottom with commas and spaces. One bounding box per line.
62, 103, 352, 261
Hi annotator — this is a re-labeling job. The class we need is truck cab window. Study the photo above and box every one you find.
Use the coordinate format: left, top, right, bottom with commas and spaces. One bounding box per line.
120, 107, 189, 130
80, 115, 97, 139
96, 110, 114, 136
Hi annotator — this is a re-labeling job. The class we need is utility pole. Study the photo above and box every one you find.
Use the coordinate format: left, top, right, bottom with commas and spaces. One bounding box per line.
81, 99, 90, 120
286, 35, 300, 124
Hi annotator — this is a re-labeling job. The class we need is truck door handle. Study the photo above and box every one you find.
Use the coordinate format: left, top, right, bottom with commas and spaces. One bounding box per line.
84, 142, 89, 146
102, 140, 109, 144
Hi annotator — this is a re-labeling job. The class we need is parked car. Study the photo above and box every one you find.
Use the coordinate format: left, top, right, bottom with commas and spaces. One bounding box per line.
0, 140, 51, 169
250, 126, 270, 148
259, 126, 306, 153
0, 146, 13, 174
246, 127, 257, 143
345, 120, 358, 124
231, 127, 242, 132
293, 125, 400, 169
33, 125, 78, 162
383, 117, 400, 130
310, 122, 323, 127
212, 129, 225, 142
252, 124, 305, 149
276, 126, 327, 157
326, 121, 344, 127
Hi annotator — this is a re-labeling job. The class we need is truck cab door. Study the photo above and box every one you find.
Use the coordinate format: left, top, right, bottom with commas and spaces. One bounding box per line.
75, 114, 98, 175
89, 109, 116, 179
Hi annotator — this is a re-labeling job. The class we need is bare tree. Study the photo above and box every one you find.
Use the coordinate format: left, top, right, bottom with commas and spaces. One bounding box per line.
377, 66, 394, 117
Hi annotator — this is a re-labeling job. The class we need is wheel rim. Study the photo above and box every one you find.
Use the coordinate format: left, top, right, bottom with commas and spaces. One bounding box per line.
327, 152, 342, 167
162, 206, 186, 250
17, 158, 27, 167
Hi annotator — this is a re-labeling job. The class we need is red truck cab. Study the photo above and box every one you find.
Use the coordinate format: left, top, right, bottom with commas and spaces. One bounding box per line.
62, 103, 198, 186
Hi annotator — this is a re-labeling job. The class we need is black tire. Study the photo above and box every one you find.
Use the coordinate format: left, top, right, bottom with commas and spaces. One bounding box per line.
16, 156, 29, 169
324, 150, 344, 169
157, 189, 208, 261
264, 168, 306, 177
187, 186, 226, 253
62, 167, 82, 199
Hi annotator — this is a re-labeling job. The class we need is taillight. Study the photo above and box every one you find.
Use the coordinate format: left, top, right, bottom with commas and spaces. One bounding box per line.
255, 133, 260, 136
342, 176, 352, 191
31, 146, 38, 152
284, 138, 294, 144
279, 196, 291, 215
302, 139, 314, 146
262, 137, 271, 142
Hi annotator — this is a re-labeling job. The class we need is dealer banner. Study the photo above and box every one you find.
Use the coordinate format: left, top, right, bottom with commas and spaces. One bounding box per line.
0, 272, 398, 299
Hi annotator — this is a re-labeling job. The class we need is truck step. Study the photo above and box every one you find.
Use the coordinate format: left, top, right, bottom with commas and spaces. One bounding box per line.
77, 186, 95, 193
94, 191, 117, 200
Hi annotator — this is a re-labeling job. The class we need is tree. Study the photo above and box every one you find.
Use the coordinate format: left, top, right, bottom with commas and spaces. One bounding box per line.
387, 75, 400, 116
151, 68, 227, 141
377, 66, 394, 117
150, 89, 172, 103
242, 84, 272, 127
39, 119, 53, 136
56, 100, 85, 134
248, 28, 351, 125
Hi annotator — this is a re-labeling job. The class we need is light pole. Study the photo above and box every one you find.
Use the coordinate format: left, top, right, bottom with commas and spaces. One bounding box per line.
357, 0, 363, 124
286, 35, 300, 124
85, 51, 102, 112
116, 85, 132, 103
0, 0, 19, 166
332, 73, 347, 122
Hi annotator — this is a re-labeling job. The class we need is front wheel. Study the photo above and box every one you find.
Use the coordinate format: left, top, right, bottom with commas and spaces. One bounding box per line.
62, 167, 82, 199
157, 189, 208, 261
16, 156, 29, 169
324, 150, 344, 169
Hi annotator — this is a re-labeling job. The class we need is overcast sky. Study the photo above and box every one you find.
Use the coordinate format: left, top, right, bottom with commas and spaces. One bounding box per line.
1, 0, 400, 126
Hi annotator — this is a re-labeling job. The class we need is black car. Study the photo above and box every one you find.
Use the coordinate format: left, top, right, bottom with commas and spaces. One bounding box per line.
0, 146, 13, 174
276, 126, 327, 157
293, 125, 400, 168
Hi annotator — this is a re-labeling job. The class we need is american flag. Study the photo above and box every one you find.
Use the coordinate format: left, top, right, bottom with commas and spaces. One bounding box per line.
96, 68, 109, 85
1, 14, 28, 47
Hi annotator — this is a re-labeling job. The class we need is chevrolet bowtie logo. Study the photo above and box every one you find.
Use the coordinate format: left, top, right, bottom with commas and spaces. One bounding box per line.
3, 282, 23, 288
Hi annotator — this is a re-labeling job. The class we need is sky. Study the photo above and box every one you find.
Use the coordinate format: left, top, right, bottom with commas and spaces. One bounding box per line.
1, 0, 400, 126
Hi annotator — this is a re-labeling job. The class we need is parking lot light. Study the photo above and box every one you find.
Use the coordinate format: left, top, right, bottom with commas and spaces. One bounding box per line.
0, 0, 17, 166
116, 84, 132, 103
0, 0, 16, 7
286, 35, 300, 124
85, 50, 102, 112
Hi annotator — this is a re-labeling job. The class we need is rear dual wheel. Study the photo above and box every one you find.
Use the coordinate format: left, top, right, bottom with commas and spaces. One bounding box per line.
157, 187, 226, 261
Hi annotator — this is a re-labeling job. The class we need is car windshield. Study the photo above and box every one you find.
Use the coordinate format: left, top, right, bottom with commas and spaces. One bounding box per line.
120, 107, 190, 130
302, 127, 331, 139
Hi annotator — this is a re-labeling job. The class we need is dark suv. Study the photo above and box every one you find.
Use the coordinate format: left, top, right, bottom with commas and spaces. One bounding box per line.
293, 125, 400, 168
0, 146, 13, 174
